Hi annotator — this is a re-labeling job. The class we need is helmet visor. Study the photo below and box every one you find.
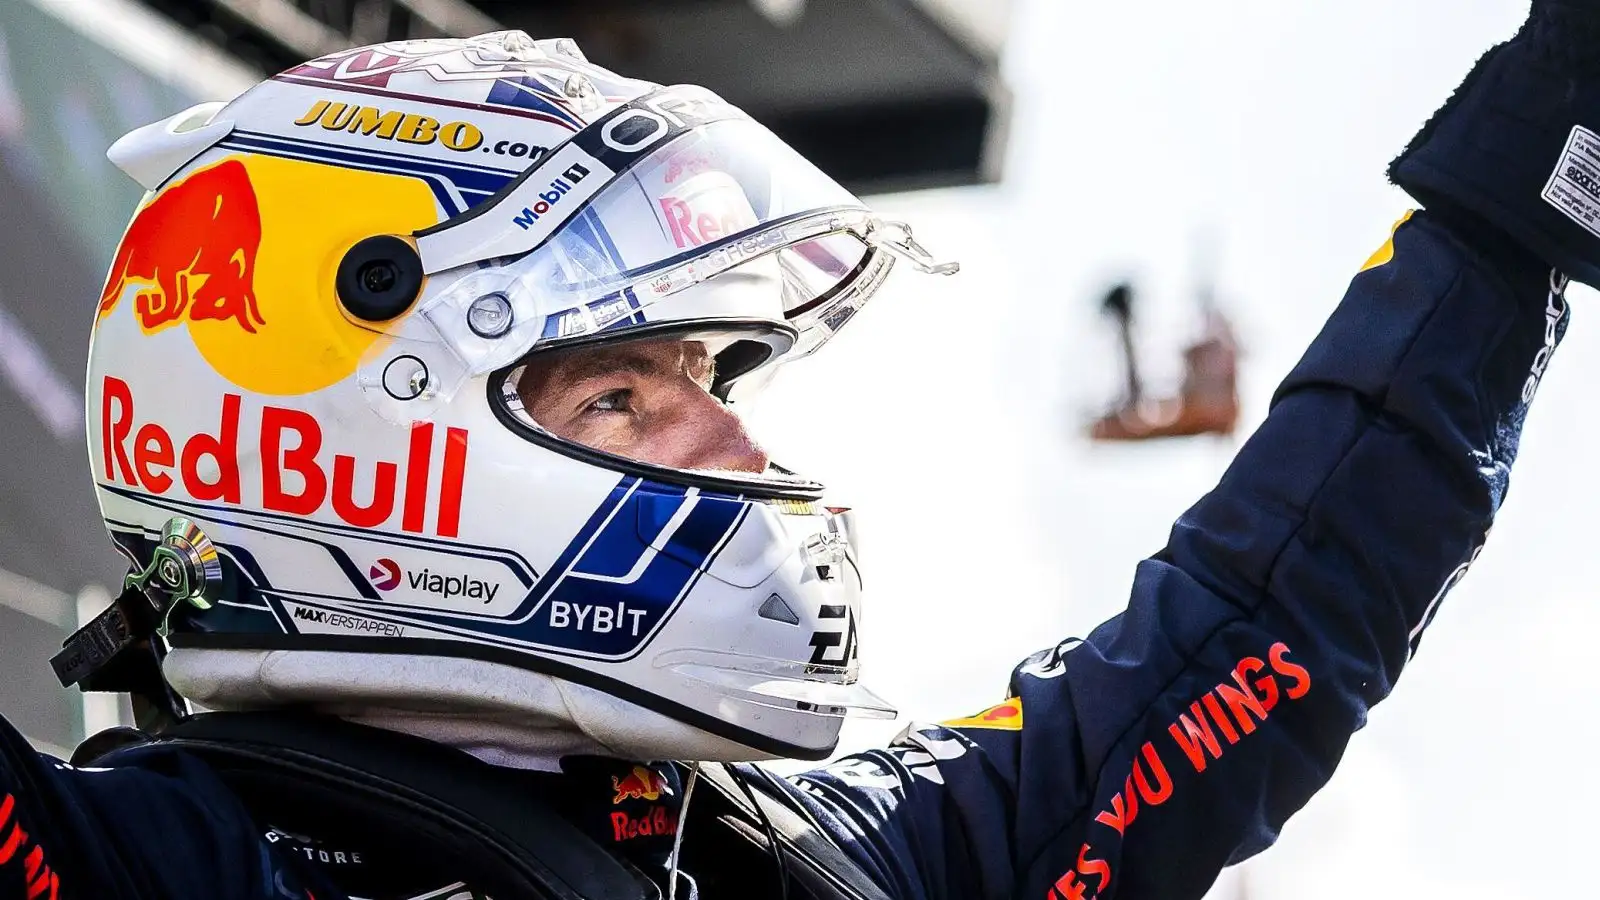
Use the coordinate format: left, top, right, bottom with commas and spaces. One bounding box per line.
355, 102, 937, 425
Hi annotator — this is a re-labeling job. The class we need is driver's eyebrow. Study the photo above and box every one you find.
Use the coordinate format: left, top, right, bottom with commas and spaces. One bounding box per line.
556, 345, 713, 385
518, 342, 721, 404
557, 349, 670, 385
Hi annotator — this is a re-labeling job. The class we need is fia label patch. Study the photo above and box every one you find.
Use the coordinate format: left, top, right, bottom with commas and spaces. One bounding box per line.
1542, 125, 1600, 238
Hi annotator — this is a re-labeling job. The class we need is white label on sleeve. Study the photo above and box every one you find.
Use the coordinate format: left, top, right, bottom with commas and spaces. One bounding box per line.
1542, 124, 1600, 238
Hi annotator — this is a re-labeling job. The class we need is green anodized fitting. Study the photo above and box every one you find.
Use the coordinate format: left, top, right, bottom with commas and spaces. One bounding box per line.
123, 517, 222, 637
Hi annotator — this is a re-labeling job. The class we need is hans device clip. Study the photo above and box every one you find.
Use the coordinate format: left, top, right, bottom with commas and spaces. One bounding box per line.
51, 517, 222, 731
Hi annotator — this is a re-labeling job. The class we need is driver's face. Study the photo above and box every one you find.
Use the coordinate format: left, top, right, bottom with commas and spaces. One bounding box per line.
516, 338, 770, 474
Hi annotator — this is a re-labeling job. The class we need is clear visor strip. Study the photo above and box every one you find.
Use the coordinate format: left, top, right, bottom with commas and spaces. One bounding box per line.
864, 220, 960, 276
413, 85, 751, 275
511, 210, 957, 347
410, 84, 962, 282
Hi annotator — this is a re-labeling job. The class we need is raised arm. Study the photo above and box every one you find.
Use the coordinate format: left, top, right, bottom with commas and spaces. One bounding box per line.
772, 6, 1597, 898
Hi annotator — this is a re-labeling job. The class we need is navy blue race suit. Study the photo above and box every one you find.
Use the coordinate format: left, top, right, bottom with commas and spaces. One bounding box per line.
0, 207, 1568, 900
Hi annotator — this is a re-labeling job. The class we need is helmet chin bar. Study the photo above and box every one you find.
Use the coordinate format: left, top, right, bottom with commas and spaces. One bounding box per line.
51, 517, 223, 733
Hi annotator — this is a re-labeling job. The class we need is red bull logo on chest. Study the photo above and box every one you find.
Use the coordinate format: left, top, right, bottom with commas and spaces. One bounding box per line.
610, 765, 668, 804
99, 159, 266, 335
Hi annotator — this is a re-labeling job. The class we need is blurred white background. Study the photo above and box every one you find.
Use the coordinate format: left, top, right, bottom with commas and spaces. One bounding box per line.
756, 1, 1596, 897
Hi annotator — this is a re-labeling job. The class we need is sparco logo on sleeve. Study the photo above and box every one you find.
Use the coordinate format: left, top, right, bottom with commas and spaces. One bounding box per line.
1522, 272, 1568, 404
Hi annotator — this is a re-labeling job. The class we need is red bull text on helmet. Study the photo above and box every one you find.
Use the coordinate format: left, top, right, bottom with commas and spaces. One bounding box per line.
99, 376, 468, 538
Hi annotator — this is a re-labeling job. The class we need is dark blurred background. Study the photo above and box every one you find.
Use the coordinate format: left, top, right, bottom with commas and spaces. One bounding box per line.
129, 0, 1012, 194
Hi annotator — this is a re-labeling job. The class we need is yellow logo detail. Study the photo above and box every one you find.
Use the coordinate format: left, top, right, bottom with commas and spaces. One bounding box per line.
98, 153, 442, 396
941, 698, 1023, 731
295, 99, 486, 152
1359, 209, 1416, 273
195, 156, 438, 395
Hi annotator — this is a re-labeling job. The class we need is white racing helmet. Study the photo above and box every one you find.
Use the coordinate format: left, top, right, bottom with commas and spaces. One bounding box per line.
83, 31, 956, 761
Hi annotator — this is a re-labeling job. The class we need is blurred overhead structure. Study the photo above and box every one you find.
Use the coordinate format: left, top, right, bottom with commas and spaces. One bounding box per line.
1087, 282, 1241, 444
126, 0, 1014, 193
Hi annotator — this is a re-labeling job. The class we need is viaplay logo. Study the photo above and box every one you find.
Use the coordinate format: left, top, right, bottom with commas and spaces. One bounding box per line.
366, 558, 500, 603
369, 558, 402, 591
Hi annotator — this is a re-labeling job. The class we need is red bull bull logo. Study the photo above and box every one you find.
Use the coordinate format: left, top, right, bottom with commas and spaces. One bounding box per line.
99, 159, 265, 335
610, 765, 667, 804
94, 154, 441, 398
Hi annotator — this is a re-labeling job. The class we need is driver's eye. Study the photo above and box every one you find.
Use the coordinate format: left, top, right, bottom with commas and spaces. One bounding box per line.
589, 389, 633, 413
